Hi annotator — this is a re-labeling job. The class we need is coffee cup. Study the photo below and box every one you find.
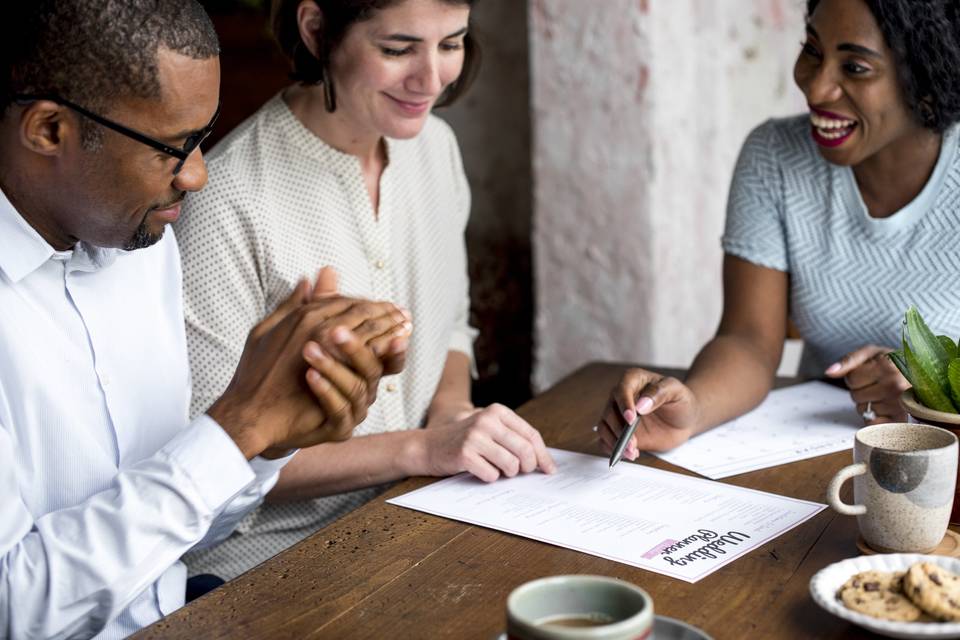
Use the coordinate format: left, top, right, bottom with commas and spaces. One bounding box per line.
826, 422, 958, 552
505, 575, 653, 640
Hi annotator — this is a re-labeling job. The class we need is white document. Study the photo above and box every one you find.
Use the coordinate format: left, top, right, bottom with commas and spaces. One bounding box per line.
653, 381, 859, 479
388, 448, 825, 583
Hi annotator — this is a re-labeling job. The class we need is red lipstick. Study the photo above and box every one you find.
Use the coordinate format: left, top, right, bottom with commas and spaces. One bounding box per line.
808, 105, 858, 149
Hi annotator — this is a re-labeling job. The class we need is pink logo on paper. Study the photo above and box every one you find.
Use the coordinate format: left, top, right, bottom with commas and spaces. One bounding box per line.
642, 539, 677, 559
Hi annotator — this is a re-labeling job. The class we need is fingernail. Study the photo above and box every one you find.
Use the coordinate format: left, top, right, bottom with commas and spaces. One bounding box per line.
826, 363, 841, 374
636, 397, 654, 414
392, 337, 409, 353
628, 449, 639, 461
400, 307, 412, 321
332, 327, 351, 344
623, 409, 636, 424
304, 341, 325, 360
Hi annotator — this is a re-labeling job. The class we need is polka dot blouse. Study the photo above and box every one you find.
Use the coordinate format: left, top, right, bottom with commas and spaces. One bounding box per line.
173, 93, 477, 579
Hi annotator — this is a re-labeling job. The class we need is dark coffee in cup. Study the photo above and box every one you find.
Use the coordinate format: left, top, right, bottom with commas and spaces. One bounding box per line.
506, 575, 653, 640
540, 614, 614, 628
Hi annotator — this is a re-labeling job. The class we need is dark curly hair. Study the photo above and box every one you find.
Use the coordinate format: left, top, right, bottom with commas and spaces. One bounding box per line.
271, 0, 479, 111
807, 0, 960, 132
1, 0, 219, 147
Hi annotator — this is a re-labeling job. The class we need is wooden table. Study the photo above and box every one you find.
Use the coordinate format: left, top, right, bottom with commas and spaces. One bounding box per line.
135, 362, 881, 639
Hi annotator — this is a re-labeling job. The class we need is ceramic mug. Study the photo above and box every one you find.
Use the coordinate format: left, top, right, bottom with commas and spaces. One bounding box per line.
826, 422, 958, 552
506, 575, 653, 640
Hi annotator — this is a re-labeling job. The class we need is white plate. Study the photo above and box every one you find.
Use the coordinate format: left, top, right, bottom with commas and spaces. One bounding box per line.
809, 553, 960, 638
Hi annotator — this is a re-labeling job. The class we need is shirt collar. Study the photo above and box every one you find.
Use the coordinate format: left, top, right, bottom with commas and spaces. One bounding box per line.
0, 186, 119, 283
0, 186, 56, 283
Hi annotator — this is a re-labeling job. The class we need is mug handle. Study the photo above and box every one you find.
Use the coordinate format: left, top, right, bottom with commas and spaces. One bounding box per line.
826, 463, 867, 516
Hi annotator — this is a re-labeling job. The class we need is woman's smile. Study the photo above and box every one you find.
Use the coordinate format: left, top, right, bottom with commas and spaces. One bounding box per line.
809, 105, 859, 147
383, 92, 432, 117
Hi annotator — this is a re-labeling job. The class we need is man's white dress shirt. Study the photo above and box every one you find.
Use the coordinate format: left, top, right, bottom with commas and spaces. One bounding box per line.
0, 189, 290, 639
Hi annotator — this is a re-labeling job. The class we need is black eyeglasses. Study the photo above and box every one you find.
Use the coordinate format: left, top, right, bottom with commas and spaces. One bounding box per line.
14, 93, 221, 175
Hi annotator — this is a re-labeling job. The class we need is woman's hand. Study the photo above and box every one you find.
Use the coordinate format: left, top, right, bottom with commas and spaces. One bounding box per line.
595, 368, 703, 458
825, 345, 910, 424
419, 404, 557, 482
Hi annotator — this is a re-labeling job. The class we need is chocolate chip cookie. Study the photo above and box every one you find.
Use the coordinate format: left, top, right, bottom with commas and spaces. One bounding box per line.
837, 570, 923, 622
903, 561, 960, 621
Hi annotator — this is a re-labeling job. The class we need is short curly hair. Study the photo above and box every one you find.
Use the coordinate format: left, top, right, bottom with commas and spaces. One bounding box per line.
271, 0, 479, 111
807, 0, 960, 132
1, 0, 219, 147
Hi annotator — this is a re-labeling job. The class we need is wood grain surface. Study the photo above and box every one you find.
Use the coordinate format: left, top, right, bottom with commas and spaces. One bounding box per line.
134, 362, 882, 639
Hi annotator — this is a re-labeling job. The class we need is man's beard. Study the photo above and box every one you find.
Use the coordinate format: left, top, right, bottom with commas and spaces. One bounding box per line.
123, 220, 164, 251
123, 193, 183, 251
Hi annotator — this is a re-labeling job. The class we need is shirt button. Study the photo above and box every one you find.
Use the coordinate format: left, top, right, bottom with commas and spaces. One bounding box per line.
100, 373, 111, 387
375, 260, 385, 270
386, 383, 397, 393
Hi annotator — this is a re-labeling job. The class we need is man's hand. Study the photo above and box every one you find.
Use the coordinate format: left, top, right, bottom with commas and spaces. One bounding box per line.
309, 266, 411, 376
207, 279, 386, 458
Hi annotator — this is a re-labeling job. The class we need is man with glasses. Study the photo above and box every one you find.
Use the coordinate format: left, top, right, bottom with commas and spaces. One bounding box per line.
0, 2, 410, 638
11, 93, 223, 251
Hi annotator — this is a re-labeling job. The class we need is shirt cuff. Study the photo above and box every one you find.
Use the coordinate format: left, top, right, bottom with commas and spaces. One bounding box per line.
161, 414, 257, 512
249, 449, 298, 484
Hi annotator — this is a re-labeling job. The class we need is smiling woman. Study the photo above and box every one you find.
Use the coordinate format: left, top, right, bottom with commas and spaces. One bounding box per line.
271, 0, 479, 113
595, 0, 960, 460
174, 0, 554, 583
794, 0, 958, 189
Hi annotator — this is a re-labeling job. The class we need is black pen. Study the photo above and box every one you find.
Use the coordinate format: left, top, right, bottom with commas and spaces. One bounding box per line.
609, 413, 641, 468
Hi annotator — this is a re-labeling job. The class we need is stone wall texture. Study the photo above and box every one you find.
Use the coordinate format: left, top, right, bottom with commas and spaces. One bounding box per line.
530, 0, 808, 390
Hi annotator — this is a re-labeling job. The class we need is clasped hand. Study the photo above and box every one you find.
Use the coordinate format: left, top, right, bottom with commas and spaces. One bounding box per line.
208, 268, 412, 459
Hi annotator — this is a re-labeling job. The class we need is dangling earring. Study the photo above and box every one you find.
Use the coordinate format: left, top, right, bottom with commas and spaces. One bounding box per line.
321, 66, 337, 113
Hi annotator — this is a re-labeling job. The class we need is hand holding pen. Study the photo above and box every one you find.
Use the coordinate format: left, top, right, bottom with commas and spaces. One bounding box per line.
594, 368, 703, 465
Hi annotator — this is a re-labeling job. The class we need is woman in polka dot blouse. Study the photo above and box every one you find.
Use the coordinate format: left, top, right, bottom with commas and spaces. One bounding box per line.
174, 0, 557, 580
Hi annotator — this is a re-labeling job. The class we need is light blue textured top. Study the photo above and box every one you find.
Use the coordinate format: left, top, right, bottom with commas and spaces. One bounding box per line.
722, 115, 960, 377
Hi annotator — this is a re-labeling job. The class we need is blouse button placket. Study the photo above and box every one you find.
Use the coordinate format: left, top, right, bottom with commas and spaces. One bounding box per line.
366, 174, 405, 426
